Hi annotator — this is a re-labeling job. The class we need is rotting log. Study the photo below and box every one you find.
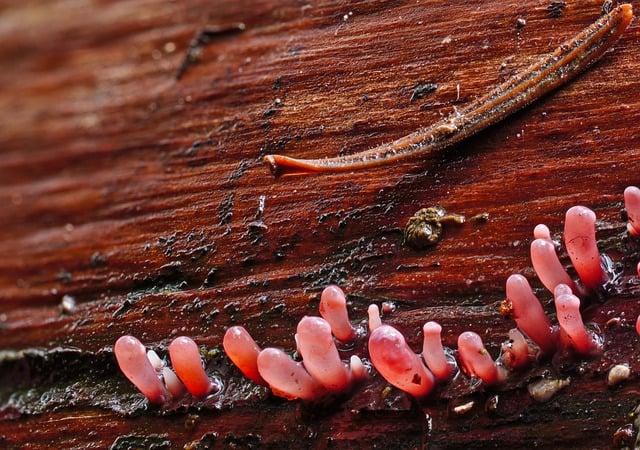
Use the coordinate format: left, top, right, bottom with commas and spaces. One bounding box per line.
1, 0, 640, 448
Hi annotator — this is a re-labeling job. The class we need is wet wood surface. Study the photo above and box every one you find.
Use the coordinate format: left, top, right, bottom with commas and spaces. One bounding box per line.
0, 0, 639, 448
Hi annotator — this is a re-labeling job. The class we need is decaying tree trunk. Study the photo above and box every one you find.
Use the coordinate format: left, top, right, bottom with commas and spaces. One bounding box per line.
1, 0, 639, 448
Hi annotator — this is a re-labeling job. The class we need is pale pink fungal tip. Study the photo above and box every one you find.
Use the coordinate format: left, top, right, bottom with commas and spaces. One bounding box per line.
296, 316, 352, 392
530, 238, 577, 295
349, 355, 368, 381
564, 205, 607, 290
168, 336, 215, 398
554, 284, 599, 354
422, 321, 454, 381
257, 348, 324, 401
457, 331, 503, 385
368, 325, 435, 398
505, 274, 555, 354
319, 285, 356, 342
114, 335, 167, 404
533, 224, 552, 241
223, 326, 265, 385
146, 350, 164, 371
624, 186, 640, 236
162, 367, 186, 398
368, 304, 382, 331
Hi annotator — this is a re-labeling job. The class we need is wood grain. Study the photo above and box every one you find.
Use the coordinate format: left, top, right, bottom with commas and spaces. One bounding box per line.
0, 0, 639, 448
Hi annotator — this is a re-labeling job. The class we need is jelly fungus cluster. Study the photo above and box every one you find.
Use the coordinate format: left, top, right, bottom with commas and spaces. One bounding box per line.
114, 335, 216, 404
115, 187, 640, 404
224, 285, 367, 400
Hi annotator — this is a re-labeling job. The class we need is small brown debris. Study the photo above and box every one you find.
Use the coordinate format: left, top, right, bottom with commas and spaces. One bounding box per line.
548, 0, 567, 18
404, 206, 465, 249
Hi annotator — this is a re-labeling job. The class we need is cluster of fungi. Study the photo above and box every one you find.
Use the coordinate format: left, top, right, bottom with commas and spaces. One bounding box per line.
114, 186, 640, 405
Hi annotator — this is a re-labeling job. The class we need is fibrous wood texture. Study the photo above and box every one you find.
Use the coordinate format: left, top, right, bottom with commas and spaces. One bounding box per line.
0, 0, 639, 448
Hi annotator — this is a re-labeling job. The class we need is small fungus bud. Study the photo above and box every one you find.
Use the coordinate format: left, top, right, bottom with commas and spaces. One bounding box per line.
457, 331, 502, 385
421, 321, 454, 380
146, 350, 164, 371
319, 285, 356, 342
162, 367, 186, 398
501, 328, 530, 370
624, 186, 640, 236
368, 304, 382, 331
533, 224, 552, 240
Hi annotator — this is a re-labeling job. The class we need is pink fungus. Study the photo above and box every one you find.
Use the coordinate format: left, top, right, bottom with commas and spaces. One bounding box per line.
297, 316, 352, 392
533, 224, 552, 241
554, 284, 598, 354
457, 331, 502, 385
636, 314, 640, 336
501, 328, 530, 369
368, 304, 382, 331
564, 206, 606, 290
223, 326, 265, 385
530, 238, 578, 295
319, 285, 356, 342
624, 186, 640, 236
169, 336, 214, 397
146, 350, 163, 371
505, 274, 555, 354
162, 367, 186, 398
114, 335, 167, 404
257, 348, 324, 400
349, 355, 368, 381
421, 321, 454, 381
368, 325, 435, 398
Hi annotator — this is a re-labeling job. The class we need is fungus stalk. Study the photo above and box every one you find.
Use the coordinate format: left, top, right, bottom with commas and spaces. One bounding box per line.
368, 325, 435, 398
257, 348, 325, 401
319, 285, 356, 342
168, 336, 215, 397
530, 238, 578, 295
422, 321, 454, 380
114, 336, 168, 404
554, 284, 599, 354
223, 326, 265, 385
624, 186, 640, 236
564, 206, 607, 290
505, 274, 555, 354
457, 331, 504, 385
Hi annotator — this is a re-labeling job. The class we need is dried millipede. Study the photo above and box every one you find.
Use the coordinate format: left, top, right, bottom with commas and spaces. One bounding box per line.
263, 4, 633, 177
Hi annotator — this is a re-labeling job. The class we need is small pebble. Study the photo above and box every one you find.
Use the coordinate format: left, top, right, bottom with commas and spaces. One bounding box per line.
60, 295, 77, 314
528, 377, 570, 402
452, 400, 474, 415
608, 364, 630, 386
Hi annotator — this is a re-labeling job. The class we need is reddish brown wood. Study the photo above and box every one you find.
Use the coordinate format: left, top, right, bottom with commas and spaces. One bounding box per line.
0, 0, 640, 448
